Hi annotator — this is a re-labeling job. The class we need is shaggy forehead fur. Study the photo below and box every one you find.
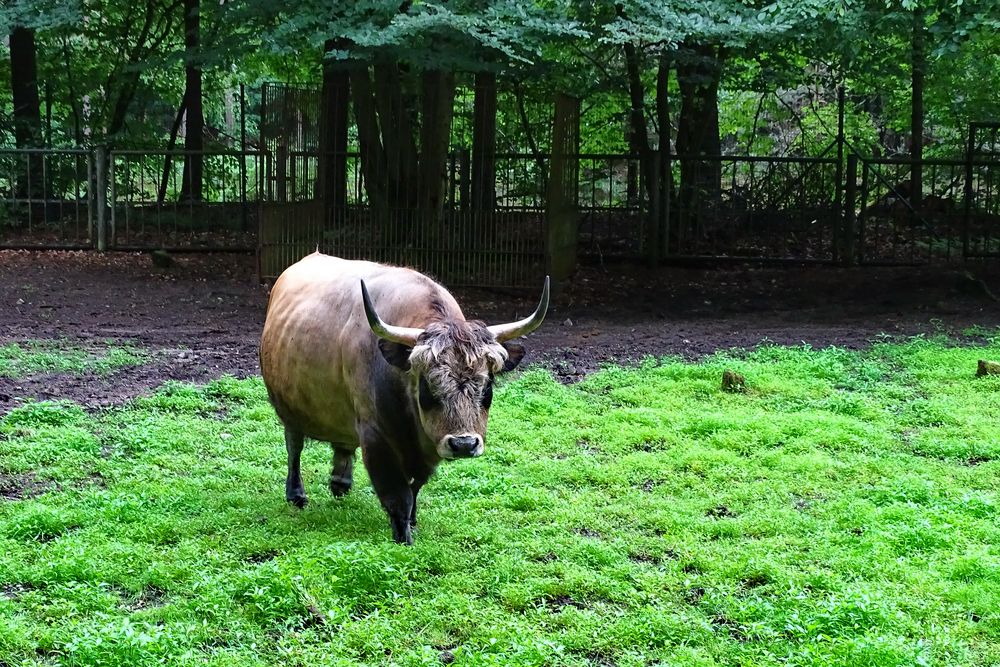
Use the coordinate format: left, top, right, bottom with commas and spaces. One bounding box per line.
409, 320, 507, 391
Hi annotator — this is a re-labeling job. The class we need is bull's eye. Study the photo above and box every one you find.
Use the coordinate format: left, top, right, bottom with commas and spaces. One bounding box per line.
481, 380, 494, 409
418, 375, 440, 411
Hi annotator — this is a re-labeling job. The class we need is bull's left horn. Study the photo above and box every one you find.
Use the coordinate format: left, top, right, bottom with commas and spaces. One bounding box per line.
488, 276, 550, 343
360, 280, 423, 346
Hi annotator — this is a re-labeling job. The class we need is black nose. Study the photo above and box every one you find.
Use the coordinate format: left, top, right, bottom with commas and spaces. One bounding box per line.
448, 435, 480, 457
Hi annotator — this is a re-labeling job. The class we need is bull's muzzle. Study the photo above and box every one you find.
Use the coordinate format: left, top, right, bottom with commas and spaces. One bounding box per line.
439, 434, 483, 459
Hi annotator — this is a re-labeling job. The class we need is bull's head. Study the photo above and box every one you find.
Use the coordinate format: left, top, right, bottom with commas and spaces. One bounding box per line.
361, 278, 549, 460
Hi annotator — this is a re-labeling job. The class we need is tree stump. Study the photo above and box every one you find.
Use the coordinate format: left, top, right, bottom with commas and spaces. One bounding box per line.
976, 360, 1000, 377
722, 369, 747, 393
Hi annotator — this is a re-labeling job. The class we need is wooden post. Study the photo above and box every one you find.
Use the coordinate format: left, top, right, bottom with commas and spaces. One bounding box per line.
546, 93, 580, 283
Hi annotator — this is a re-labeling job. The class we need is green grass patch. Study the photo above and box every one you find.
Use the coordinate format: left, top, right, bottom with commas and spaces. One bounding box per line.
0, 339, 148, 378
1, 337, 999, 665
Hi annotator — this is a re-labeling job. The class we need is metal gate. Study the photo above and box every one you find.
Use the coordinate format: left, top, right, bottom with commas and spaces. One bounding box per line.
854, 155, 1000, 264
108, 149, 261, 250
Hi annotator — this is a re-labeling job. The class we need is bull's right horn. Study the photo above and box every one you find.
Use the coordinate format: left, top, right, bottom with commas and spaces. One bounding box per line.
360, 280, 423, 346
488, 276, 550, 343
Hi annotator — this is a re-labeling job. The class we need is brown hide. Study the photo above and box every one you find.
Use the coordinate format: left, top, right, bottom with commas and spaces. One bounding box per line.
259, 252, 464, 448
259, 252, 542, 543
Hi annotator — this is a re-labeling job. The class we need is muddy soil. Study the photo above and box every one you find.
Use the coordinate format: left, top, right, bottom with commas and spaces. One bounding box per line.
1, 249, 998, 412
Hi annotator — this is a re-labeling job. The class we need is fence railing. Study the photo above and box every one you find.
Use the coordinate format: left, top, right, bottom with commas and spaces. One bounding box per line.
2, 146, 999, 282
0, 148, 95, 248
109, 150, 262, 250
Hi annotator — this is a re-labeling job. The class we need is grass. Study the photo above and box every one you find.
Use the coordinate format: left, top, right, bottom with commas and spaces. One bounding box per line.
0, 340, 147, 378
0, 335, 999, 666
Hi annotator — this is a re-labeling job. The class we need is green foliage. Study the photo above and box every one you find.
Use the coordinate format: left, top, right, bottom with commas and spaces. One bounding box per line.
0, 340, 147, 378
1, 0, 997, 157
2, 337, 1000, 665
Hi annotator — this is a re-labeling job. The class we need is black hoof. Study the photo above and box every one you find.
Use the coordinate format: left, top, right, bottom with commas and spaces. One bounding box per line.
287, 494, 308, 509
392, 525, 414, 545
329, 479, 352, 497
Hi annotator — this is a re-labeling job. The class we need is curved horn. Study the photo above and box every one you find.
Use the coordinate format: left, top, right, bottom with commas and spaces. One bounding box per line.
488, 276, 550, 343
360, 280, 423, 346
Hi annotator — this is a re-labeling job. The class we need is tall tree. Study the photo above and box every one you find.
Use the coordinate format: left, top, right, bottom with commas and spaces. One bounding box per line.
9, 25, 43, 198
318, 40, 350, 211
180, 0, 203, 202
471, 71, 497, 210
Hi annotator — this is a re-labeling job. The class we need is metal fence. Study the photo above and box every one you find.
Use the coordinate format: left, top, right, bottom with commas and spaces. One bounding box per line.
0, 148, 94, 248
850, 156, 1000, 264
109, 150, 262, 250
4, 145, 1000, 285
257, 151, 548, 287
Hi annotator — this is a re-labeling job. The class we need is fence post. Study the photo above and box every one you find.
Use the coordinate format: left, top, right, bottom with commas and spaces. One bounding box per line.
843, 153, 858, 266
962, 122, 975, 257
94, 146, 107, 251
240, 83, 249, 233
834, 86, 845, 263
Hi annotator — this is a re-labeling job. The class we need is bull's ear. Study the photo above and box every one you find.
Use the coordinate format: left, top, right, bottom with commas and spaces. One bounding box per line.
500, 342, 526, 373
378, 340, 412, 371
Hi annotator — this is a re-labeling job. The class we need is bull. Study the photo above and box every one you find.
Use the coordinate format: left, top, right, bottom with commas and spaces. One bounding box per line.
259, 252, 549, 544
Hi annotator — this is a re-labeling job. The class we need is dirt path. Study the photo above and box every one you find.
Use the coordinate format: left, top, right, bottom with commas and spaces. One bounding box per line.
1, 249, 998, 412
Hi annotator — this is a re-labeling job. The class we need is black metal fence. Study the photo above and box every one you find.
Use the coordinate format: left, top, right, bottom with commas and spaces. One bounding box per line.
109, 150, 262, 250
852, 156, 1000, 264
3, 144, 1000, 285
0, 148, 94, 248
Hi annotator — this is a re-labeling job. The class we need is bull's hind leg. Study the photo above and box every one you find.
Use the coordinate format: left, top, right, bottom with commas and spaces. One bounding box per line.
284, 426, 308, 508
329, 446, 355, 497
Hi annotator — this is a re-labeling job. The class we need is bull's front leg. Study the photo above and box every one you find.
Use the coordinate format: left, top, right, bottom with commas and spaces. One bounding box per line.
284, 426, 308, 508
360, 436, 414, 545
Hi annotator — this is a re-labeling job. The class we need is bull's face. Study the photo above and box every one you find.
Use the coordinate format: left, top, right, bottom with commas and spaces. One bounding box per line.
361, 278, 548, 461
407, 323, 524, 459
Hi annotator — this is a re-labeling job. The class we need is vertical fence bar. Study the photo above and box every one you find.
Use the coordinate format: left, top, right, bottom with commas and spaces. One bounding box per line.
844, 154, 858, 265
834, 87, 845, 263
95, 146, 107, 251
86, 151, 94, 247
963, 123, 976, 258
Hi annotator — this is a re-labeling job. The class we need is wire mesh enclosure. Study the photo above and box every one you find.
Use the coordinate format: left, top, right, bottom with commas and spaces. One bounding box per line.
258, 150, 548, 287
109, 150, 262, 250
257, 79, 551, 287
0, 149, 94, 248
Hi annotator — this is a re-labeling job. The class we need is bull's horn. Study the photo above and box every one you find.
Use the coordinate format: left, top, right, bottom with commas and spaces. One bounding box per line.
488, 276, 550, 343
360, 280, 423, 346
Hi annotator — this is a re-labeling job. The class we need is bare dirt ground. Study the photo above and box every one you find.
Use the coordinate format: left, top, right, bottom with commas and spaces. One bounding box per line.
1, 249, 998, 413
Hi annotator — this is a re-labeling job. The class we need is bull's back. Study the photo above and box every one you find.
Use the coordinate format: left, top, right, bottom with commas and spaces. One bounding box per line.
260, 254, 382, 443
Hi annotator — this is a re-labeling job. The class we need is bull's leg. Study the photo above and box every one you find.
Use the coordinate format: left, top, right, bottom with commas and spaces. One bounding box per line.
284, 426, 308, 508
410, 477, 427, 530
329, 446, 355, 497
361, 441, 414, 545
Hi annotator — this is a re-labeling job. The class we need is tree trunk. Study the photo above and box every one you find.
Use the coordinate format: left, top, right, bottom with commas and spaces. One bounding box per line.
158, 98, 188, 204
180, 0, 204, 202
656, 52, 675, 255
622, 38, 659, 263
471, 72, 497, 210
349, 66, 388, 210
373, 62, 418, 210
10, 26, 43, 199
676, 45, 723, 237
910, 7, 924, 209
319, 40, 350, 211
416, 70, 456, 217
